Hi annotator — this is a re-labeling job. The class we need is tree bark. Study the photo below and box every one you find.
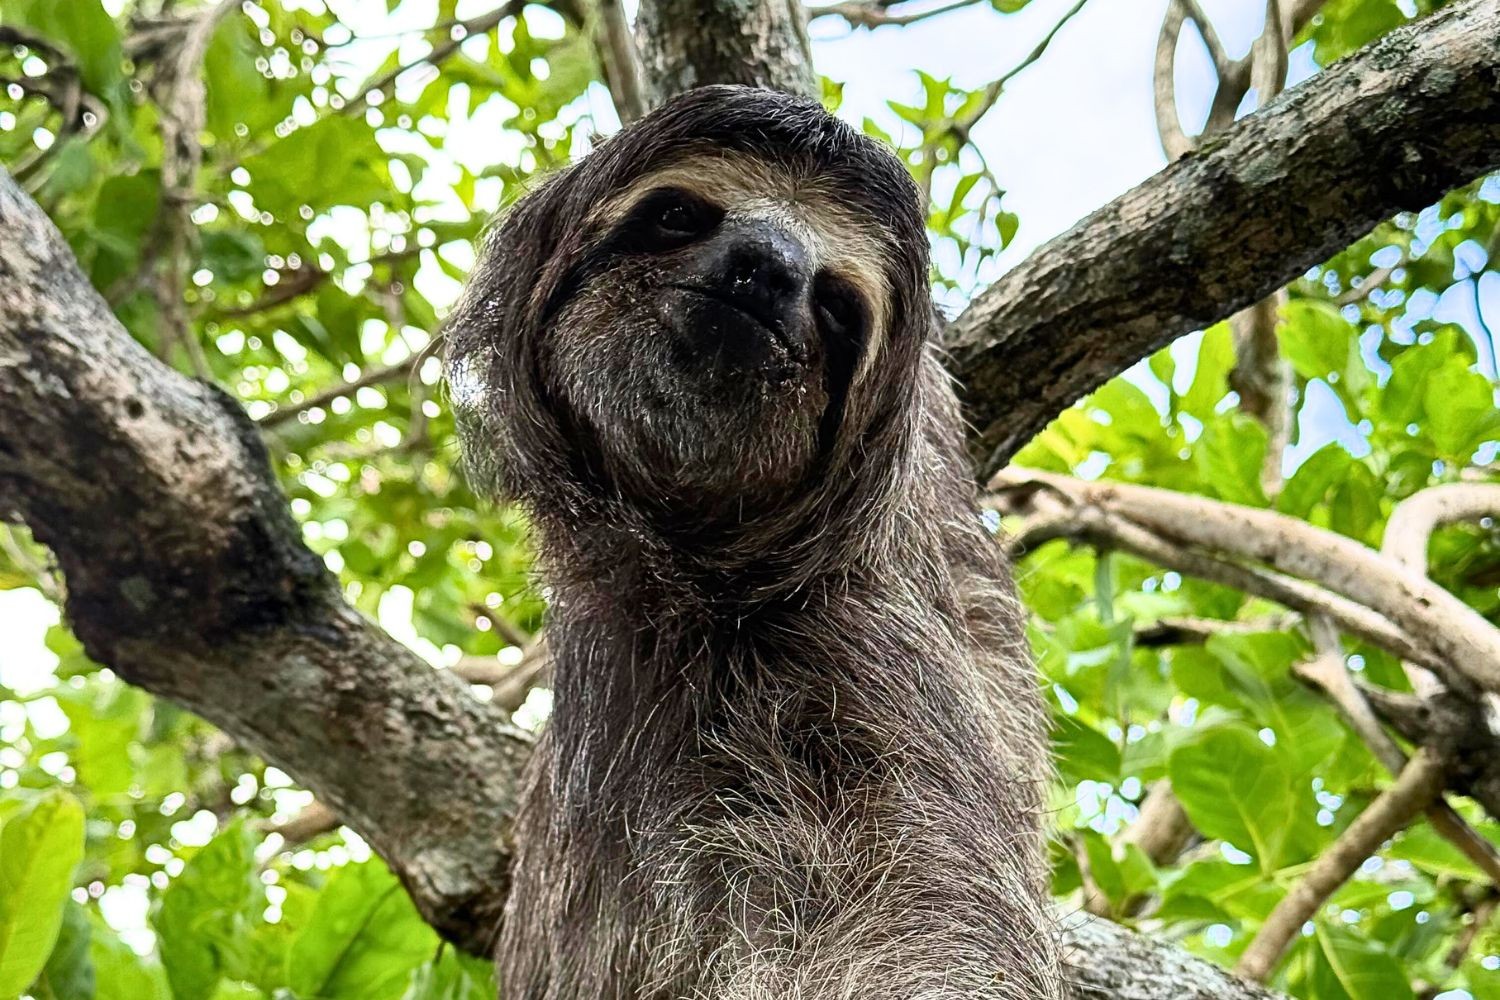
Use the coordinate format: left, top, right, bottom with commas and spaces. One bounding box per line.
0, 174, 531, 954
634, 0, 818, 105
947, 0, 1500, 475
1060, 914, 1282, 1000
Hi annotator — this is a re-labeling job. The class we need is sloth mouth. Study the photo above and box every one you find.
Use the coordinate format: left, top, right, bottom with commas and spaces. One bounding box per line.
665, 282, 807, 365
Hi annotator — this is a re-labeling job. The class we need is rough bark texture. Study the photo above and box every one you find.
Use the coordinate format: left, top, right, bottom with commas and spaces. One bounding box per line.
0, 173, 531, 954
1059, 914, 1281, 1000
947, 0, 1500, 475
634, 0, 817, 105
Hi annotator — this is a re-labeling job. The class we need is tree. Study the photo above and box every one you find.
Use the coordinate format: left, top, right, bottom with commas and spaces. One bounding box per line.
0, 0, 1497, 997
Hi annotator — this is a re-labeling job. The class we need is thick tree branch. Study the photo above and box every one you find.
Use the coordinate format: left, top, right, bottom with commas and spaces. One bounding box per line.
634, 0, 818, 104
948, 0, 1500, 475
0, 171, 531, 954
1061, 912, 1282, 1000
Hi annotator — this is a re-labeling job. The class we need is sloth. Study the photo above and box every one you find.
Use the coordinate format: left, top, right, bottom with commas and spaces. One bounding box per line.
445, 85, 1061, 999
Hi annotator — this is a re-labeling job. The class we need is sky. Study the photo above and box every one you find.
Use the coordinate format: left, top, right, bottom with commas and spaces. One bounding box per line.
4, 0, 1497, 767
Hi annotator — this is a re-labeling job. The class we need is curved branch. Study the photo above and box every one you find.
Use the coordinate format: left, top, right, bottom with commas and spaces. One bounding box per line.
948, 0, 1500, 475
1383, 482, 1500, 573
1003, 471, 1500, 694
0, 171, 531, 954
991, 476, 1450, 680
1152, 1, 1194, 161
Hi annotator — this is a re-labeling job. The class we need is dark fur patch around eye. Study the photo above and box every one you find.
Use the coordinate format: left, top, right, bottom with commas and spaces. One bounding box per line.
538, 188, 725, 326
615, 187, 726, 254
813, 274, 867, 461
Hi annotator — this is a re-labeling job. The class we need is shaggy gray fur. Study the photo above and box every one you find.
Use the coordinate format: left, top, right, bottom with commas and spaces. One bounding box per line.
446, 85, 1061, 999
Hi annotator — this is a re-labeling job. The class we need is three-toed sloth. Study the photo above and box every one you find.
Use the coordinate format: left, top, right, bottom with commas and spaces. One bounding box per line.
446, 85, 1061, 999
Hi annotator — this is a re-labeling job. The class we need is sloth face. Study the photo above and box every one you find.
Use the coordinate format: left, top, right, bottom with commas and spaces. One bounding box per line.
542, 153, 897, 502
446, 87, 929, 517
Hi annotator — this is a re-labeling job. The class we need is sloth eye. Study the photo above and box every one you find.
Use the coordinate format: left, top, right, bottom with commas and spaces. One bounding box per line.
630, 188, 720, 246
656, 200, 700, 236
814, 278, 862, 339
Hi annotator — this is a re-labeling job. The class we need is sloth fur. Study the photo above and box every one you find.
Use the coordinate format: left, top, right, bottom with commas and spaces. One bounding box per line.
445, 85, 1061, 1000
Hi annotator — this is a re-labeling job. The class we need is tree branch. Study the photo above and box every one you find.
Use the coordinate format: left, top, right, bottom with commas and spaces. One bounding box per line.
1384, 482, 1500, 576
948, 0, 1500, 475
1003, 470, 1500, 693
810, 0, 981, 30
0, 170, 531, 954
634, 0, 818, 104
1062, 912, 1283, 1000
595, 0, 649, 123
1235, 749, 1450, 982
991, 472, 1453, 681
1151, 1, 1195, 161
1295, 618, 1500, 885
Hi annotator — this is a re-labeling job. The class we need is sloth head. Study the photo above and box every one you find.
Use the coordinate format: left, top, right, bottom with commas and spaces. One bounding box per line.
446, 86, 932, 528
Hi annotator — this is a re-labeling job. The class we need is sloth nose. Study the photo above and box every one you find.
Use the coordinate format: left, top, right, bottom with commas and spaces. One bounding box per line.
704, 221, 814, 358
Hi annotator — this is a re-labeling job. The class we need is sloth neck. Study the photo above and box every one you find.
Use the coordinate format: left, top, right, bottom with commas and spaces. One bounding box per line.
534, 454, 981, 793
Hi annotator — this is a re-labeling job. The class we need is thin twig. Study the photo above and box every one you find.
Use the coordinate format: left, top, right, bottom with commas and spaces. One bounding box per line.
257, 356, 421, 428
338, 1, 523, 120
596, 0, 647, 122
960, 0, 1091, 131
1236, 749, 1449, 982
1296, 618, 1500, 884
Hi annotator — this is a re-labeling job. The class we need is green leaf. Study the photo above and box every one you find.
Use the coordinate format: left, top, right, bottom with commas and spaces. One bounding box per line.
153, 819, 261, 1000
32, 901, 93, 1000
401, 949, 495, 1000
1278, 299, 1366, 412
89, 913, 169, 1000
1182, 324, 1234, 418
1421, 359, 1500, 462
241, 117, 391, 216
1052, 714, 1122, 783
0, 790, 86, 998
288, 859, 439, 1000
1385, 822, 1486, 881
1308, 920, 1414, 1000
56, 681, 147, 799
1169, 725, 1294, 870
1279, 445, 1354, 519
1304, 0, 1406, 64
4, 0, 124, 96
1193, 414, 1269, 507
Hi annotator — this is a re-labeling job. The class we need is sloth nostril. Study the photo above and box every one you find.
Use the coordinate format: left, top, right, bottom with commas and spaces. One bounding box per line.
720, 241, 804, 314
